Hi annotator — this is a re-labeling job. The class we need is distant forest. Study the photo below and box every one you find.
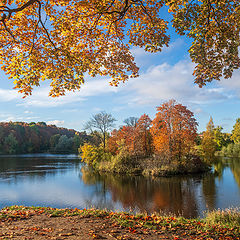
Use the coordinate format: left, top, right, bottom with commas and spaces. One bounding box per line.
0, 122, 91, 154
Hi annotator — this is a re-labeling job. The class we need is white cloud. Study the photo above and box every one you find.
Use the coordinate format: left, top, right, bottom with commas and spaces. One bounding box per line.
219, 69, 240, 97
2, 116, 18, 122
193, 108, 203, 114
0, 115, 23, 122
24, 110, 33, 114
92, 107, 103, 113
61, 109, 78, 113
17, 78, 118, 107
0, 112, 40, 122
0, 112, 25, 122
0, 57, 235, 110
25, 116, 39, 120
47, 120, 65, 126
122, 60, 230, 106
80, 78, 118, 96
0, 89, 19, 101
17, 87, 83, 107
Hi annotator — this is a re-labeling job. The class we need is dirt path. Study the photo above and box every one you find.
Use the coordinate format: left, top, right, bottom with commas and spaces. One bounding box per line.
0, 214, 172, 240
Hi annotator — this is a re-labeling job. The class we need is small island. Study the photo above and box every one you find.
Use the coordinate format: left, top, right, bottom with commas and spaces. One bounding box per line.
80, 99, 215, 177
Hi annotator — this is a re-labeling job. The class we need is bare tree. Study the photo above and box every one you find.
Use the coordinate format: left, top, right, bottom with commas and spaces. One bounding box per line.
84, 112, 116, 150
123, 117, 138, 128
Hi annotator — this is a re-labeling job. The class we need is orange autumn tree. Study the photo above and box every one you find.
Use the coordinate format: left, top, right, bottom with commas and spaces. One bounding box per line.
150, 100, 198, 162
108, 114, 152, 157
133, 114, 152, 156
107, 129, 120, 155
107, 125, 135, 155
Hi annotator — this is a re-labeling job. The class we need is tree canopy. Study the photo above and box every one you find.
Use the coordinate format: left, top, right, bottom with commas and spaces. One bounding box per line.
231, 118, 240, 144
201, 117, 217, 162
150, 99, 198, 161
0, 0, 239, 96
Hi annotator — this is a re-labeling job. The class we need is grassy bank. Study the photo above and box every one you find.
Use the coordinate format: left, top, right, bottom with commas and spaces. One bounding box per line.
81, 144, 210, 177
96, 155, 210, 177
0, 206, 239, 239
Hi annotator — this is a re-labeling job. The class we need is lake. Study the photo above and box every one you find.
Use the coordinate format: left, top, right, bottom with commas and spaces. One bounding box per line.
0, 154, 239, 218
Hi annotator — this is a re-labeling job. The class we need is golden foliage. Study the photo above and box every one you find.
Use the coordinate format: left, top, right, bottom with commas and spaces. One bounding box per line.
80, 143, 100, 166
107, 125, 135, 155
108, 114, 152, 157
0, 0, 168, 96
231, 118, 240, 144
167, 0, 240, 87
134, 114, 152, 156
1, 1, 239, 96
201, 117, 217, 163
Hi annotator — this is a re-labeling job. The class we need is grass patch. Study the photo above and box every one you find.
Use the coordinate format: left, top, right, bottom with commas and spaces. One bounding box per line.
204, 207, 240, 228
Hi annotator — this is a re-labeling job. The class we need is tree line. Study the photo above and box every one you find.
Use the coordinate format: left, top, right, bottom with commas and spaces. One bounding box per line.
201, 117, 240, 159
1, 102, 238, 162
0, 121, 90, 154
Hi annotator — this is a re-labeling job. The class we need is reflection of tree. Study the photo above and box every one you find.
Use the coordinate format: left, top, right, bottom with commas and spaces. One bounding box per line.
229, 158, 240, 189
202, 173, 216, 211
81, 166, 200, 218
202, 157, 240, 211
82, 158, 240, 217
213, 160, 225, 180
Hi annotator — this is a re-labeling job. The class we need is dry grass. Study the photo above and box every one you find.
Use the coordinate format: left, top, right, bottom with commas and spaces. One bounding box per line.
204, 208, 240, 227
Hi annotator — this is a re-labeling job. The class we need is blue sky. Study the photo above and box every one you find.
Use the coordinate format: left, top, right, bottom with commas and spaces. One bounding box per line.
0, 35, 240, 133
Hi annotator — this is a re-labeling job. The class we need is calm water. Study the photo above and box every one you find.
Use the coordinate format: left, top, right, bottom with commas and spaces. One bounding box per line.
0, 154, 239, 218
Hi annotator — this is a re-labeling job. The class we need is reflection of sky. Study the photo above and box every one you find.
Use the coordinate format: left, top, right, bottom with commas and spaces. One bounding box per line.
0, 170, 103, 209
215, 168, 240, 209
0, 156, 240, 218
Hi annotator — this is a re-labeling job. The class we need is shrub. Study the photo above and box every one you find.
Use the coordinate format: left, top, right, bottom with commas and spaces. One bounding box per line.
80, 143, 102, 167
97, 145, 141, 174
80, 143, 113, 167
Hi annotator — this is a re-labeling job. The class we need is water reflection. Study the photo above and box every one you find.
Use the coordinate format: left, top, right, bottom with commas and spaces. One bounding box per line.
202, 173, 216, 211
0, 155, 82, 209
81, 167, 205, 218
0, 155, 239, 218
225, 157, 240, 188
81, 157, 240, 217
0, 155, 80, 180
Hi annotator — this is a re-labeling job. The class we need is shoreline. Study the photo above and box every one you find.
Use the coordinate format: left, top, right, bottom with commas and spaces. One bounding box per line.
93, 158, 210, 177
95, 166, 210, 177
0, 206, 239, 239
